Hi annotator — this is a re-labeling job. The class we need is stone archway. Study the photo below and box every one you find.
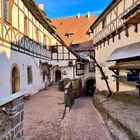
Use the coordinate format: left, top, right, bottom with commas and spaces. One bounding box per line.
83, 77, 96, 96
55, 70, 61, 82
11, 64, 20, 94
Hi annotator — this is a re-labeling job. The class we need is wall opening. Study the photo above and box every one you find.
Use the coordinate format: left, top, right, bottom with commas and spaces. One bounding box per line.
11, 65, 20, 94
83, 79, 95, 96
55, 70, 61, 82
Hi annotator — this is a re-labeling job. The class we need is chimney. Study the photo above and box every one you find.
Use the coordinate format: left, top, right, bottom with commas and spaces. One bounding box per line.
87, 12, 91, 19
77, 13, 80, 19
39, 3, 44, 11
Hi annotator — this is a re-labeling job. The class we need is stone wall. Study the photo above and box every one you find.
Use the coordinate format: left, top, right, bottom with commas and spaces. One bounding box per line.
0, 93, 24, 140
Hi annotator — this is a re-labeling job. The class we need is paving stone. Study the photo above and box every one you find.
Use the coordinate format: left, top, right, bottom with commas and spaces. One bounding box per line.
23, 86, 112, 140
23, 85, 65, 140
61, 97, 112, 140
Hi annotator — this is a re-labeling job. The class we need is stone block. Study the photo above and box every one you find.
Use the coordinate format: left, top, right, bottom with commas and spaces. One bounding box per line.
1, 137, 6, 140
19, 122, 23, 130
9, 110, 16, 117
17, 104, 24, 112
11, 129, 15, 138
20, 112, 24, 122
11, 100, 18, 108
11, 114, 20, 128
17, 132, 21, 137
7, 133, 11, 140
18, 97, 24, 103
15, 125, 20, 135
21, 130, 23, 136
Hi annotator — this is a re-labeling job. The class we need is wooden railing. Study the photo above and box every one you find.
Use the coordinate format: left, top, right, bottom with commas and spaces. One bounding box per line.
64, 78, 83, 108
11, 36, 51, 60
0, 19, 51, 60
64, 81, 74, 108
93, 16, 124, 44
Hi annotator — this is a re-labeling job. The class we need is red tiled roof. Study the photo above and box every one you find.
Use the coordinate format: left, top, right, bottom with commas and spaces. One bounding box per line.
51, 15, 97, 46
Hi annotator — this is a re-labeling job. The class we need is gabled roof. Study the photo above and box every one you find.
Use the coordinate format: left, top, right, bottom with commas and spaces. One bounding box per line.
51, 15, 97, 45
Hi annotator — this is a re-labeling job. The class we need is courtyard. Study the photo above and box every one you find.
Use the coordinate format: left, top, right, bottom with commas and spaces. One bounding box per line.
23, 86, 111, 140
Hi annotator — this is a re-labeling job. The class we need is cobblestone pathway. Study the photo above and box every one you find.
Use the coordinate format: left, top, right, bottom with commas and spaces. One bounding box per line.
61, 97, 112, 140
23, 86, 112, 140
23, 86, 65, 140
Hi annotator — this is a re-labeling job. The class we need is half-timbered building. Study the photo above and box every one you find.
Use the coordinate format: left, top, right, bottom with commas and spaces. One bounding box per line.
0, 0, 68, 98
91, 0, 140, 93
52, 13, 97, 95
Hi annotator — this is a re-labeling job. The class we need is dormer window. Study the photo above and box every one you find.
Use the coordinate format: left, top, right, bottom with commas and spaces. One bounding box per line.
68, 34, 74, 40
66, 31, 74, 40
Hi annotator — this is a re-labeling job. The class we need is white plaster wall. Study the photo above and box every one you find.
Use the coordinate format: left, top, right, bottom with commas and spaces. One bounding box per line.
0, 46, 50, 98
84, 63, 95, 81
95, 23, 140, 92
51, 60, 76, 81
51, 60, 95, 86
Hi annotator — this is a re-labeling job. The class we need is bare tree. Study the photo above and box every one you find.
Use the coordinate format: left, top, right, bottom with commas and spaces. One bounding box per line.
90, 55, 112, 98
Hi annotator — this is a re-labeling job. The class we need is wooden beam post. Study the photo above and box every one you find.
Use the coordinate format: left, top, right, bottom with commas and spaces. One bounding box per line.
116, 69, 119, 93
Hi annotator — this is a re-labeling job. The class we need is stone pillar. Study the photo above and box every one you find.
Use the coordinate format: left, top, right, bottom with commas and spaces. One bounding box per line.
0, 95, 24, 140
10, 97, 24, 139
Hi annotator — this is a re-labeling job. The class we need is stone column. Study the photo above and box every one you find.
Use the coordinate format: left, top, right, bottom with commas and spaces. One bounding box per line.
0, 94, 24, 140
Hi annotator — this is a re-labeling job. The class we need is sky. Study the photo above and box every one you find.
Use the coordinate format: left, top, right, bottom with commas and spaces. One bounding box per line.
35, 0, 112, 19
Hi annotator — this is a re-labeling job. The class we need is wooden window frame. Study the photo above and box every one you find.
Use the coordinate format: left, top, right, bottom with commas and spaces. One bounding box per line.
68, 61, 73, 67
27, 66, 33, 85
50, 46, 58, 53
89, 51, 95, 72
68, 34, 74, 40
76, 61, 85, 75
2, 0, 11, 23
89, 62, 95, 72
36, 28, 40, 42
102, 17, 106, 29
43, 34, 47, 49
24, 16, 29, 36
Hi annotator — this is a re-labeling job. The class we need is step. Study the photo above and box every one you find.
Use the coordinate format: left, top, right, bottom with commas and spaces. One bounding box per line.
94, 94, 140, 140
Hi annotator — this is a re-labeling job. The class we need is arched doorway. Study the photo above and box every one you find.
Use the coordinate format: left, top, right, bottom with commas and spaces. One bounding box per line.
11, 65, 20, 93
83, 79, 96, 96
55, 70, 61, 82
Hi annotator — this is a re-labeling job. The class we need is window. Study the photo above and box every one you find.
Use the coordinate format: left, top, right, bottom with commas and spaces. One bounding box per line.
48, 38, 51, 50
24, 17, 28, 35
43, 34, 47, 49
2, 0, 8, 21
76, 62, 85, 75
68, 34, 74, 40
68, 61, 73, 67
27, 66, 32, 84
102, 17, 106, 29
50, 46, 58, 53
71, 45, 78, 49
89, 62, 95, 72
36, 28, 40, 42
2, 0, 11, 22
11, 65, 20, 93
